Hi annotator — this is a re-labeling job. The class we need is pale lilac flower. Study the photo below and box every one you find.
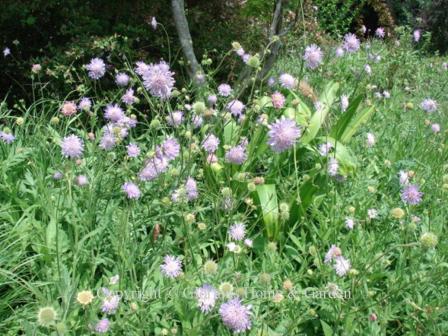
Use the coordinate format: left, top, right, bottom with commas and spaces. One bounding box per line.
122, 182, 141, 199
207, 153, 218, 164
95, 319, 110, 333
242, 54, 250, 63
343, 33, 360, 53
399, 171, 409, 185
207, 94, 217, 106
324, 244, 342, 264
333, 256, 351, 276
160, 255, 182, 278
141, 61, 175, 99
227, 242, 237, 252
219, 299, 252, 333
244, 239, 253, 248
229, 223, 246, 241
364, 64, 372, 75
101, 294, 120, 314
227, 100, 245, 117
367, 209, 378, 219
319, 142, 333, 156
122, 88, 137, 105
99, 132, 116, 150
192, 114, 203, 128
139, 156, 168, 181
303, 44, 323, 69
413, 30, 421, 42
78, 97, 92, 111
401, 184, 423, 205
0, 132, 15, 144
104, 104, 124, 122
166, 110, 183, 127
76, 175, 89, 186
135, 61, 150, 76
345, 218, 355, 230
151, 17, 157, 30
85, 58, 106, 80
366, 133, 375, 147
267, 117, 301, 152
225, 145, 247, 165
31, 64, 42, 74
267, 77, 276, 87
340, 95, 349, 111
195, 285, 218, 313
236, 48, 245, 57
431, 123, 440, 133
127, 143, 140, 157
443, 62, 448, 70
53, 171, 64, 180
161, 137, 180, 161
375, 27, 385, 38
327, 157, 339, 176
202, 134, 220, 153
60, 101, 77, 117
115, 73, 130, 87
420, 98, 437, 113
218, 84, 232, 97
271, 91, 285, 109
185, 177, 198, 201
61, 135, 84, 158
335, 47, 344, 57
279, 73, 297, 89
3, 47, 11, 57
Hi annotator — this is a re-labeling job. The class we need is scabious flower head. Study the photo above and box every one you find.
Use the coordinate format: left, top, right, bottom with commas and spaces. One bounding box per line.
32, 64, 42, 74
227, 100, 245, 117
115, 73, 130, 87
0, 131, 15, 144
85, 58, 106, 80
431, 123, 440, 133
401, 184, 423, 205
340, 95, 349, 111
335, 47, 344, 57
60, 101, 77, 117
161, 137, 180, 161
3, 47, 11, 57
399, 171, 409, 185
101, 294, 120, 314
218, 84, 232, 97
185, 177, 198, 201
122, 88, 137, 105
135, 61, 150, 76
229, 222, 246, 241
61, 135, 84, 159
99, 132, 116, 150
150, 17, 157, 29
104, 104, 124, 122
324, 244, 342, 263
413, 29, 421, 42
333, 256, 351, 276
192, 114, 203, 128
343, 33, 360, 53
319, 142, 333, 156
202, 134, 220, 153
267, 117, 301, 152
160, 255, 182, 278
195, 285, 218, 313
375, 27, 385, 38
271, 91, 285, 109
366, 132, 375, 147
77, 290, 94, 305
37, 306, 57, 326
207, 94, 217, 106
345, 218, 355, 230
219, 298, 251, 333
279, 73, 297, 89
303, 44, 323, 69
76, 175, 89, 187
244, 239, 253, 247
364, 64, 372, 75
78, 97, 92, 111
141, 61, 175, 99
53, 171, 64, 180
127, 143, 140, 157
166, 110, 184, 127
139, 156, 168, 181
122, 182, 141, 199
95, 318, 110, 333
420, 98, 437, 113
367, 208, 378, 219
225, 145, 247, 165
327, 157, 339, 176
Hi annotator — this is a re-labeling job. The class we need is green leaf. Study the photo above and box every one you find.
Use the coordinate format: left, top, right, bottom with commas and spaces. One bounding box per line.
256, 184, 279, 240
330, 94, 363, 140
223, 120, 239, 145
301, 81, 340, 144
339, 105, 375, 143
321, 320, 334, 336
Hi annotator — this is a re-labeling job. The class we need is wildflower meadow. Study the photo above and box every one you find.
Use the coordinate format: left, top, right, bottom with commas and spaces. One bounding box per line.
0, 1, 447, 335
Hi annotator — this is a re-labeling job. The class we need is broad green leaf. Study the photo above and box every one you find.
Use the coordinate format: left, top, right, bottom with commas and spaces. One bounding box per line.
317, 137, 358, 174
330, 94, 363, 140
223, 120, 239, 145
321, 320, 334, 336
256, 184, 279, 240
339, 105, 375, 143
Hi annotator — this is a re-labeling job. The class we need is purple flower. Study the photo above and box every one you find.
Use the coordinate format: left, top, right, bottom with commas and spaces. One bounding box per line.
99, 132, 116, 150
76, 175, 89, 187
122, 88, 137, 105
160, 255, 182, 278
333, 256, 351, 276
401, 184, 423, 205
104, 104, 124, 122
335, 47, 344, 57
122, 182, 141, 199
166, 111, 184, 127
196, 285, 218, 313
202, 134, 220, 153
53, 171, 64, 180
271, 91, 285, 109
324, 244, 342, 264
127, 143, 140, 158
303, 44, 323, 69
135, 61, 150, 76
267, 117, 301, 152
327, 157, 339, 176
61, 135, 84, 158
95, 318, 110, 333
101, 294, 120, 314
279, 73, 297, 89
207, 94, 217, 106
431, 123, 440, 133
139, 156, 168, 181
364, 64, 372, 75
3, 47, 11, 57
267, 77, 276, 86
115, 73, 130, 87
0, 132, 15, 144
85, 58, 106, 80
219, 298, 251, 333
78, 97, 92, 111
218, 84, 232, 97
413, 29, 421, 42
318, 142, 333, 156
161, 137, 180, 161
340, 95, 349, 111
225, 145, 247, 165
227, 100, 245, 117
375, 27, 385, 38
229, 222, 246, 241
343, 33, 360, 53
141, 61, 175, 99
192, 114, 203, 128
345, 218, 355, 230
185, 177, 198, 201
420, 98, 437, 113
